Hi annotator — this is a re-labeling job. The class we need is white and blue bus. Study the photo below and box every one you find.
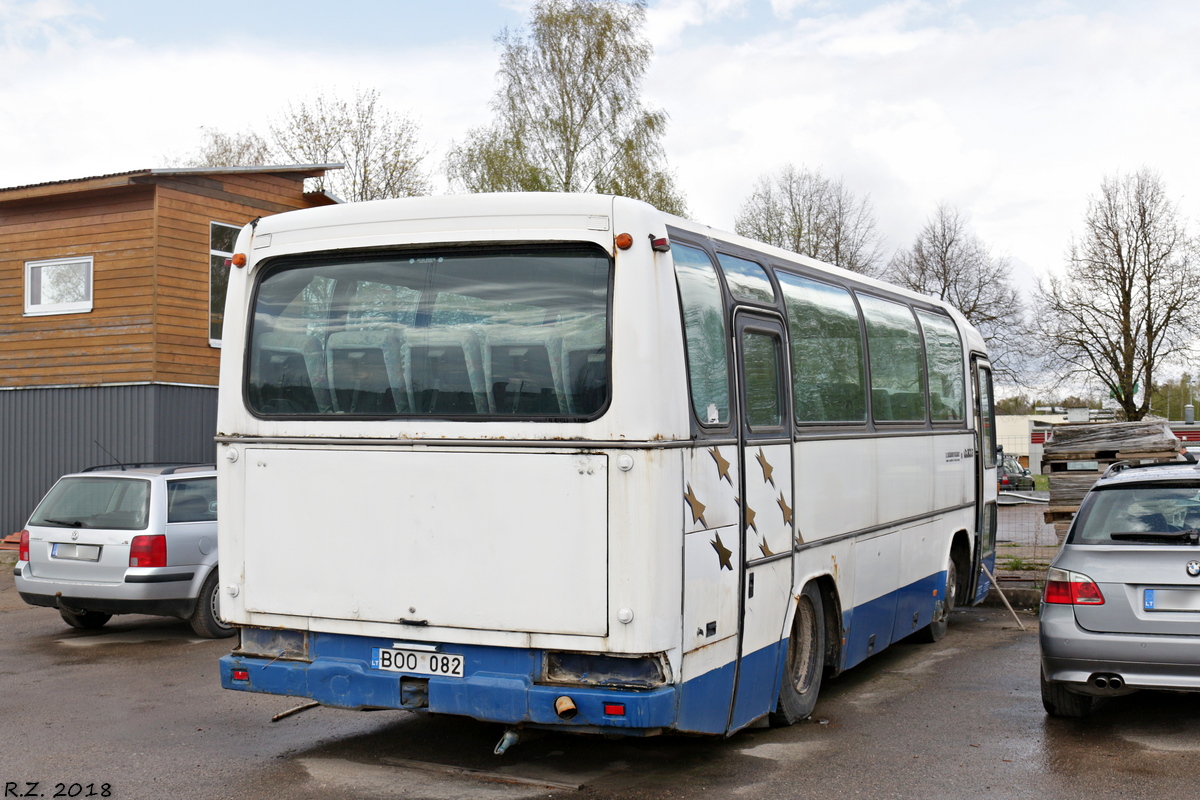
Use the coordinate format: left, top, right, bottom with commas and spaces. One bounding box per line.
216, 193, 998, 742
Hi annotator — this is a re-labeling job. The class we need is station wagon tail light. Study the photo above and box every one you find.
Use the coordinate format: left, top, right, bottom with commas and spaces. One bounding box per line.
1043, 567, 1105, 605
129, 534, 167, 568
18, 529, 29, 562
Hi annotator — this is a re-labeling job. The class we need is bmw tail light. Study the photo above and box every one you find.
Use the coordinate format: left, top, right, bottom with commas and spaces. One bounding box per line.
1043, 567, 1105, 605
18, 529, 29, 562
129, 534, 167, 567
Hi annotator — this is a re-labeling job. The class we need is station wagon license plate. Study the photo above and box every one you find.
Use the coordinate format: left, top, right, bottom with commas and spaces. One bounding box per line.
370, 647, 464, 678
1143, 588, 1200, 612
51, 543, 100, 561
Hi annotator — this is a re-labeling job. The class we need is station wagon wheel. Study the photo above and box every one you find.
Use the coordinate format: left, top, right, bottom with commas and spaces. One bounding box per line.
769, 582, 825, 726
1040, 669, 1097, 718
189, 569, 237, 639
58, 607, 111, 630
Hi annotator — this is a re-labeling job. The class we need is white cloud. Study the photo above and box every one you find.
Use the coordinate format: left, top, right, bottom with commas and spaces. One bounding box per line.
649, 0, 1200, 285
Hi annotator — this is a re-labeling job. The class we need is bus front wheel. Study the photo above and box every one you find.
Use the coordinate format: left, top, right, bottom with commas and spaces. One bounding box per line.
769, 582, 825, 726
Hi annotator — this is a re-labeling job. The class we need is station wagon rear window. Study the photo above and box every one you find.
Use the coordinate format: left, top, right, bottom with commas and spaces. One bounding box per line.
29, 477, 151, 531
247, 245, 611, 419
1072, 482, 1200, 545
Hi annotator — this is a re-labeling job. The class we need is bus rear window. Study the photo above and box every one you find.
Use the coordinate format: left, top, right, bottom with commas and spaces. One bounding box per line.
247, 245, 611, 419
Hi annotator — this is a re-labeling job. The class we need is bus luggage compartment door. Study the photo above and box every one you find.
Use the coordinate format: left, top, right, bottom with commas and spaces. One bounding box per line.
238, 447, 609, 636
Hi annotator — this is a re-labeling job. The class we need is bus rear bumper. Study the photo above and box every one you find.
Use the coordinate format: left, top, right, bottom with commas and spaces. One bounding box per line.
220, 652, 678, 732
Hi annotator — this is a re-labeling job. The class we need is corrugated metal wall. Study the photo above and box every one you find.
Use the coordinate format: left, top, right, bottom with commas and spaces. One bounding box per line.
0, 384, 217, 536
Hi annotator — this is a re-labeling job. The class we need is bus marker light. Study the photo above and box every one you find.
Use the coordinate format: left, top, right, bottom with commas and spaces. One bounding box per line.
232, 669, 250, 682
650, 236, 670, 252
231, 253, 247, 268
615, 233, 634, 250
604, 703, 626, 716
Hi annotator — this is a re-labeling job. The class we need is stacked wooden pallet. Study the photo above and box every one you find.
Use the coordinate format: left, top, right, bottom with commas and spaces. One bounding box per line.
1040, 421, 1182, 541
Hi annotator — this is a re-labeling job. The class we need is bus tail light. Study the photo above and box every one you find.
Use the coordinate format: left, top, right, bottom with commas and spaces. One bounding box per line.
1043, 567, 1105, 605
231, 669, 250, 682
129, 535, 167, 567
18, 529, 29, 562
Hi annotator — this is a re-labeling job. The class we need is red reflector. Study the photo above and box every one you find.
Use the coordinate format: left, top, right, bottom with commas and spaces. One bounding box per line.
603, 703, 626, 716
1043, 579, 1073, 604
232, 669, 250, 681
129, 534, 167, 567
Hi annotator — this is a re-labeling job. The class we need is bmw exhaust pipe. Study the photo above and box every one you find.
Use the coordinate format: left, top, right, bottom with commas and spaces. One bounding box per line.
1088, 672, 1125, 691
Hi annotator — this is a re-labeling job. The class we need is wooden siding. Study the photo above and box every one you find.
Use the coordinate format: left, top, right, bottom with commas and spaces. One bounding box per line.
0, 170, 320, 389
0, 188, 157, 387
149, 172, 315, 385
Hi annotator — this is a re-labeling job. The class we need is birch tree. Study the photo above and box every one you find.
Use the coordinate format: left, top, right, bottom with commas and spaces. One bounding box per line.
446, 0, 686, 215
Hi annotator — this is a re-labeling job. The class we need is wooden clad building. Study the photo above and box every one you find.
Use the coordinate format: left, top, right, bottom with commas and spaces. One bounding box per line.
0, 166, 338, 535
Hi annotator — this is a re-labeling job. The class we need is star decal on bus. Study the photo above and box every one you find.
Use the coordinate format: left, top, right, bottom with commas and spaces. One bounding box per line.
684, 483, 707, 528
759, 539, 775, 558
756, 448, 775, 487
710, 531, 733, 571
709, 447, 732, 484
777, 492, 793, 527
734, 495, 758, 532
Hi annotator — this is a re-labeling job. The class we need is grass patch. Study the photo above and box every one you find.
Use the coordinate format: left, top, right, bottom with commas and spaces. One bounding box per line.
1033, 474, 1050, 491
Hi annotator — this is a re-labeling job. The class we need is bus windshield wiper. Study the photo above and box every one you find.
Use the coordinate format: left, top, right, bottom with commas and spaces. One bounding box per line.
1110, 529, 1200, 545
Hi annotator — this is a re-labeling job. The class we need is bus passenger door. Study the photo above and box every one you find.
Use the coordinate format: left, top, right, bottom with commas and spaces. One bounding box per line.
729, 313, 796, 732
969, 358, 998, 603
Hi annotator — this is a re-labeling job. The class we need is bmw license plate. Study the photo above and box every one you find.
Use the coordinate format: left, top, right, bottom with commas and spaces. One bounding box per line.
1144, 588, 1200, 612
370, 647, 464, 677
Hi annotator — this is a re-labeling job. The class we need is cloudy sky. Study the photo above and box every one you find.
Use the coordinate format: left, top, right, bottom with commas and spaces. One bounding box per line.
3, 0, 1198, 296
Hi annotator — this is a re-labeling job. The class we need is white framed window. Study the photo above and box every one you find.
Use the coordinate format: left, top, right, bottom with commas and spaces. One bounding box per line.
209, 221, 241, 346
25, 256, 93, 316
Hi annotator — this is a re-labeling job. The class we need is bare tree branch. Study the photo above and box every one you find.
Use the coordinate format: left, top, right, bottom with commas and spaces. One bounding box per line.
1035, 169, 1199, 420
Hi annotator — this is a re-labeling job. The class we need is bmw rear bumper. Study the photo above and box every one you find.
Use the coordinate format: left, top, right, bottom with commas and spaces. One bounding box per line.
1040, 603, 1200, 692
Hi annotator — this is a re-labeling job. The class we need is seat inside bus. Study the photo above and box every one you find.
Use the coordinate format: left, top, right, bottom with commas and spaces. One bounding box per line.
484, 327, 566, 415
327, 329, 408, 414
252, 331, 332, 413
404, 328, 488, 414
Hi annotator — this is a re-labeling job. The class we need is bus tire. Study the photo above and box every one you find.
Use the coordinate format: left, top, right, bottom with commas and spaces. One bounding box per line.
769, 582, 825, 726
190, 569, 237, 639
913, 554, 958, 643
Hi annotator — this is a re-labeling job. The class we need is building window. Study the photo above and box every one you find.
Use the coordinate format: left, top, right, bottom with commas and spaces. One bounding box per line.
210, 222, 240, 345
25, 256, 93, 316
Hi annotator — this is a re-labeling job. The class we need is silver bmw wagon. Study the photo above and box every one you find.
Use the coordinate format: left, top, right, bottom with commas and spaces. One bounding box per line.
1040, 458, 1200, 717
13, 463, 233, 638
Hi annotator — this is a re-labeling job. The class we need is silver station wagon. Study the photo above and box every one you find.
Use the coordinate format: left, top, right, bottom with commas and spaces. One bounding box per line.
13, 463, 233, 638
1040, 458, 1200, 717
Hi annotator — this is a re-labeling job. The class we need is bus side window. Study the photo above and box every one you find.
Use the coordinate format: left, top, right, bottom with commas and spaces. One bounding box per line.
673, 245, 731, 426
915, 309, 965, 421
858, 294, 927, 424
776, 272, 867, 424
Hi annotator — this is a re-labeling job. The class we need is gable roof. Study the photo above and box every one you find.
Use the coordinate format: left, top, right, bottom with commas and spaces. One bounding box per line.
0, 165, 343, 204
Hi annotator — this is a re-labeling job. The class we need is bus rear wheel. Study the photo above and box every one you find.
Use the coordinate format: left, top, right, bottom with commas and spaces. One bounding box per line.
913, 554, 958, 643
769, 582, 825, 726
